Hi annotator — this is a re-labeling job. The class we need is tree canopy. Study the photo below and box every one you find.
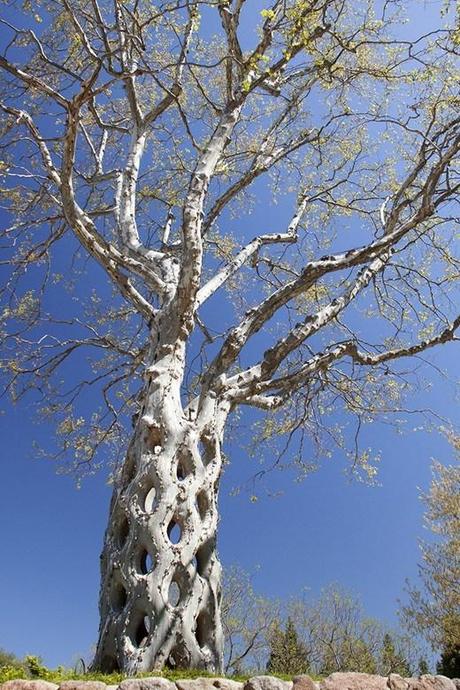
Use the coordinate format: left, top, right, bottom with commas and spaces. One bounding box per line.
401, 431, 460, 670
1, 0, 459, 480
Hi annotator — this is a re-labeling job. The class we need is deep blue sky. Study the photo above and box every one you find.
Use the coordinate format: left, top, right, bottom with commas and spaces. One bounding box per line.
0, 0, 458, 672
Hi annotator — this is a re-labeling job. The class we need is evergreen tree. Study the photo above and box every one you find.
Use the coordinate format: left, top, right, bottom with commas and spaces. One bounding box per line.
436, 645, 460, 679
381, 633, 411, 676
417, 657, 430, 676
267, 618, 310, 675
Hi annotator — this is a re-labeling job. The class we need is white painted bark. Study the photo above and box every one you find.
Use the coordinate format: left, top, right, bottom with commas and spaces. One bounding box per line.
93, 328, 228, 673
93, 413, 226, 672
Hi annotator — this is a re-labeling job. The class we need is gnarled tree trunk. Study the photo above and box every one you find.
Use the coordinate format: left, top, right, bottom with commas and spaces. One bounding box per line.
92, 337, 228, 673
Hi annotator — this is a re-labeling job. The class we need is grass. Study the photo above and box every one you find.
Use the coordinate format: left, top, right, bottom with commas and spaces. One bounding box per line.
0, 654, 324, 685
0, 665, 324, 685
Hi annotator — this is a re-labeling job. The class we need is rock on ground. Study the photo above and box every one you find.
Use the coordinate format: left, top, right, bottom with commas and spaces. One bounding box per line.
388, 675, 410, 690
119, 679, 175, 690
292, 676, 320, 690
244, 676, 293, 690
2, 674, 460, 690
209, 680, 244, 690
407, 677, 457, 690
59, 682, 106, 690
176, 679, 242, 690
319, 672, 389, 690
1, 682, 59, 690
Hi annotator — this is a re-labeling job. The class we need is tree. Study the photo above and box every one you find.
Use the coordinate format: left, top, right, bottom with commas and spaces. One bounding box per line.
380, 633, 411, 677
0, 0, 459, 675
436, 645, 460, 679
223, 574, 418, 675
266, 618, 310, 675
417, 657, 430, 676
221, 566, 278, 674
288, 584, 417, 676
289, 585, 381, 675
400, 434, 460, 665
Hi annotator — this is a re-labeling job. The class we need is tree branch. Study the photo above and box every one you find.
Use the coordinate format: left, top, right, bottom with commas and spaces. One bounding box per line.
0, 55, 69, 108
197, 199, 305, 307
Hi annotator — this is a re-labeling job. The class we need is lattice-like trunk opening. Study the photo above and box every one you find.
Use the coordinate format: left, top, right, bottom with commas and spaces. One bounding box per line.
92, 397, 225, 673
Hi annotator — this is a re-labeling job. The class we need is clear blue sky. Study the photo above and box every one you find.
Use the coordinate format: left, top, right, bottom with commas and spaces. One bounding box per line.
0, 0, 458, 672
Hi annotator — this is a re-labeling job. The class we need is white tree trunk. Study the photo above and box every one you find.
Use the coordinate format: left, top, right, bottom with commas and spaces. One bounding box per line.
92, 344, 226, 673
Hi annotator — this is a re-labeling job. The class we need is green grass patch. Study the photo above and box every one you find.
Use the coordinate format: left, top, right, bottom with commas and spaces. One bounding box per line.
0, 657, 323, 686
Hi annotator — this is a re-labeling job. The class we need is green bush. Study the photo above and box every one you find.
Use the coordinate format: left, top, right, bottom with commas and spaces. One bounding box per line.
25, 656, 56, 681
0, 647, 28, 683
0, 650, 24, 669
0, 665, 28, 683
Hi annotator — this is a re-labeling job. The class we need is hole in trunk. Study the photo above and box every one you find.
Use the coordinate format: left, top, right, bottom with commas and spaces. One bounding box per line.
195, 608, 212, 649
166, 643, 190, 669
133, 615, 150, 648
110, 581, 127, 613
176, 449, 194, 481
199, 434, 215, 466
168, 580, 181, 606
138, 548, 155, 574
165, 655, 176, 670
195, 539, 214, 576
196, 490, 209, 520
167, 519, 182, 544
144, 486, 157, 513
145, 423, 163, 450
100, 655, 119, 673
116, 516, 129, 549
128, 609, 154, 650
134, 618, 149, 647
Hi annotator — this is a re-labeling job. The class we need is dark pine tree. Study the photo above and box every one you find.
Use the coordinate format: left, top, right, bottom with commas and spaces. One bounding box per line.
381, 633, 411, 676
437, 645, 460, 678
266, 618, 310, 675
